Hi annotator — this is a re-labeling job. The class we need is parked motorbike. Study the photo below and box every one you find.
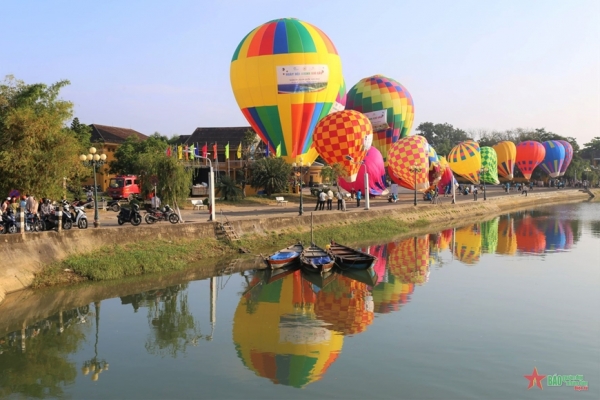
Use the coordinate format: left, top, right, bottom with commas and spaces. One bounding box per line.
144, 205, 179, 224
72, 205, 89, 229
107, 199, 122, 212
41, 201, 73, 231
1, 209, 42, 233
1, 211, 17, 234
118, 203, 142, 226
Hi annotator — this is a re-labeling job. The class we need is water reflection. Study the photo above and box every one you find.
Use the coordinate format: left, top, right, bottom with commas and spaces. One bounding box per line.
233, 269, 343, 388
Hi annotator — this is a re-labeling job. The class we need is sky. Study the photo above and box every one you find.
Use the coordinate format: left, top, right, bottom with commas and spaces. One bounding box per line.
1, 0, 599, 146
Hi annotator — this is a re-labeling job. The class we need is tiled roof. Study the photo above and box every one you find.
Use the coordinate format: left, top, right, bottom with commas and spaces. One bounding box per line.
184, 127, 253, 146
90, 124, 148, 144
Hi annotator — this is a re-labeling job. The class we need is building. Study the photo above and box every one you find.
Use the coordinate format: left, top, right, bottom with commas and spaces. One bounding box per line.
87, 124, 148, 191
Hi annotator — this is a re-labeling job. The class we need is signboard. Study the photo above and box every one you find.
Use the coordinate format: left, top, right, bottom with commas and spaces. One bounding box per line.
277, 65, 329, 94
363, 109, 389, 132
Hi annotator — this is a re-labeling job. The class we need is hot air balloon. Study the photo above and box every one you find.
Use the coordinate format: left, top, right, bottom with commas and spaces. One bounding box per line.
313, 110, 372, 182
539, 141, 565, 178
481, 218, 499, 254
515, 216, 546, 254
453, 224, 482, 265
436, 157, 457, 194
557, 140, 573, 176
345, 75, 414, 164
387, 236, 430, 285
233, 270, 343, 388
496, 216, 517, 255
480, 146, 500, 184
448, 141, 481, 184
230, 18, 344, 164
337, 146, 387, 195
515, 141, 545, 180
372, 274, 414, 314
493, 141, 517, 180
387, 135, 430, 191
328, 79, 347, 115
428, 145, 442, 185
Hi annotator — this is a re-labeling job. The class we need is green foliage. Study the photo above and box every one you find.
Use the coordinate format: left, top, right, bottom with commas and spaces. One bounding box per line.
153, 155, 193, 207
416, 122, 472, 157
319, 162, 346, 184
69, 117, 92, 148
216, 175, 242, 201
581, 137, 600, 161
249, 157, 292, 196
0, 76, 88, 199
109, 134, 168, 176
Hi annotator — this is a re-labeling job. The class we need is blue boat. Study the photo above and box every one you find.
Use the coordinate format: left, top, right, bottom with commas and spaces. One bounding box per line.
265, 243, 303, 269
300, 244, 335, 274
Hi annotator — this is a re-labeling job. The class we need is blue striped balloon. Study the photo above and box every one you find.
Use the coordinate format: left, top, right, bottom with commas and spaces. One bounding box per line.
539, 141, 565, 178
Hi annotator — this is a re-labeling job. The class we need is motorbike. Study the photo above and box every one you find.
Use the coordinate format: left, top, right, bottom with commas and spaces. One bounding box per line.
118, 203, 142, 226
1, 210, 42, 233
144, 204, 179, 224
72, 204, 89, 229
40, 201, 73, 231
107, 199, 122, 212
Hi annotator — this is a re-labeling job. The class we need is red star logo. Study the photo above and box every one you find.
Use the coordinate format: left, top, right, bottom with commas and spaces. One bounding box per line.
524, 367, 546, 390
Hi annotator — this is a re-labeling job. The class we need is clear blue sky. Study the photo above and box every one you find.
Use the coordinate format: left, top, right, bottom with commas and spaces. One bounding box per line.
1, 0, 598, 146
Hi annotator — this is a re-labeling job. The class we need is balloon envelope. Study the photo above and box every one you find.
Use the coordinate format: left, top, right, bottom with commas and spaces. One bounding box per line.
313, 110, 372, 182
448, 141, 481, 184
556, 140, 573, 176
337, 147, 387, 195
230, 18, 343, 164
387, 135, 430, 192
493, 141, 517, 180
480, 146, 500, 184
539, 141, 565, 178
345, 75, 415, 164
515, 141, 545, 180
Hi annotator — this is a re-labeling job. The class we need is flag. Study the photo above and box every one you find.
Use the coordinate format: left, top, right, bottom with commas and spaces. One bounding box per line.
265, 145, 270, 157
195, 143, 200, 158
225, 142, 230, 159
184, 145, 189, 161
276, 142, 281, 157
166, 146, 171, 157
177, 145, 182, 160
189, 144, 195, 160
213, 143, 218, 160
237, 142, 242, 159
202, 143, 208, 158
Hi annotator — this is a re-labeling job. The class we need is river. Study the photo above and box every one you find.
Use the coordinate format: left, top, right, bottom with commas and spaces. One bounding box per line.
0, 202, 598, 399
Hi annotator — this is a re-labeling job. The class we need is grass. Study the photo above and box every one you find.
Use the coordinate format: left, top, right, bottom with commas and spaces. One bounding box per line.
32, 215, 428, 289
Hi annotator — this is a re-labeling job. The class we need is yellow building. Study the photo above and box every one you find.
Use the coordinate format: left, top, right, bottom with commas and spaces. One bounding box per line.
86, 124, 148, 192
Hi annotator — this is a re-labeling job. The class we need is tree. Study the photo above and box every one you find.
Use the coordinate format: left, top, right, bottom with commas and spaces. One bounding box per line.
216, 175, 242, 201
416, 122, 472, 157
249, 157, 291, 196
108, 134, 168, 176
319, 163, 346, 184
0, 76, 88, 199
235, 129, 261, 197
581, 137, 600, 162
69, 117, 92, 149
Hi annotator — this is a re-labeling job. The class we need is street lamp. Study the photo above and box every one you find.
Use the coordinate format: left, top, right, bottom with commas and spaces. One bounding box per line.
79, 147, 106, 228
480, 167, 488, 201
197, 155, 216, 222
293, 160, 309, 216
81, 301, 109, 381
409, 164, 422, 206
345, 155, 370, 210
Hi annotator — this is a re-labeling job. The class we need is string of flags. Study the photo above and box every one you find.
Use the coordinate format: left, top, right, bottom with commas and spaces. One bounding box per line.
165, 141, 283, 160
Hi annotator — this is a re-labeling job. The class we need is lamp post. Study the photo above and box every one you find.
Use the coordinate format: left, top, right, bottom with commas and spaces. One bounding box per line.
79, 147, 106, 228
480, 167, 488, 201
345, 155, 370, 210
409, 164, 422, 206
82, 301, 109, 381
198, 155, 216, 222
293, 161, 309, 216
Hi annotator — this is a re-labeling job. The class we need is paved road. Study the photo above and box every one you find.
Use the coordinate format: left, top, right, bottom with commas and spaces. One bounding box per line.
89, 185, 580, 229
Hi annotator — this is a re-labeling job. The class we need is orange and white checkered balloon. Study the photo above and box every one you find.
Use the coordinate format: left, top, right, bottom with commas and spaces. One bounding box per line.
313, 110, 372, 182
387, 135, 430, 191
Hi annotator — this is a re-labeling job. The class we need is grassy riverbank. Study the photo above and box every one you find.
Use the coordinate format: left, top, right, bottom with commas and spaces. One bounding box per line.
32, 216, 427, 288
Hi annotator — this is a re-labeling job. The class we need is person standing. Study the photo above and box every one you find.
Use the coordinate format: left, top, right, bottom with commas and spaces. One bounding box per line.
319, 190, 327, 210
1, 198, 10, 214
314, 191, 322, 211
473, 186, 478, 201
356, 189, 362, 207
336, 191, 344, 210
326, 188, 333, 210
151, 192, 161, 209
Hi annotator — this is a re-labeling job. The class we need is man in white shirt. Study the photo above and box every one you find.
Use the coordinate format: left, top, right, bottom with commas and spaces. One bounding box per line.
151, 193, 161, 209
326, 189, 334, 210
318, 191, 327, 211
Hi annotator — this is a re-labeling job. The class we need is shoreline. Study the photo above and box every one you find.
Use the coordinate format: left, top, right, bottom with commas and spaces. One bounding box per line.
0, 188, 597, 305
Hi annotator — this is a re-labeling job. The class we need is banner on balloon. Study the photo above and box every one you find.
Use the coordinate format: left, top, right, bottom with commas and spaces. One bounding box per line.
277, 65, 329, 94
363, 110, 389, 132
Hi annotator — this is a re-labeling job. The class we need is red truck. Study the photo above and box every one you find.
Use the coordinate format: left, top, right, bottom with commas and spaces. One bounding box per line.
108, 175, 141, 200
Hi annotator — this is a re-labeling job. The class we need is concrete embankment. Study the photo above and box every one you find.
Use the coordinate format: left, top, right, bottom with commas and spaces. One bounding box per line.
1, 188, 597, 304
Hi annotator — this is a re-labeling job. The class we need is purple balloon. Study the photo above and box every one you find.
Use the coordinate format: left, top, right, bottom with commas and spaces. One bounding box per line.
556, 140, 573, 176
338, 147, 387, 195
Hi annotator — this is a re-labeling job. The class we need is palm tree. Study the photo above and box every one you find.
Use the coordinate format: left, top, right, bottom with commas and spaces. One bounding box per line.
216, 175, 242, 201
249, 157, 291, 196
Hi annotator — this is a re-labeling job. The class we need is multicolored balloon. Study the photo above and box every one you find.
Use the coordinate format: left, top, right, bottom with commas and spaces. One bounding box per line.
539, 141, 565, 178
345, 75, 414, 164
437, 157, 458, 193
230, 18, 344, 164
448, 141, 481, 184
313, 110, 372, 182
515, 141, 545, 180
387, 135, 430, 191
480, 146, 500, 184
492, 141, 517, 180
338, 147, 387, 195
556, 140, 573, 176
328, 78, 347, 115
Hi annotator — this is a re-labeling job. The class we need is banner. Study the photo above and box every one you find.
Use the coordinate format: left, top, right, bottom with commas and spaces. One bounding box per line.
213, 143, 218, 160
364, 110, 389, 132
277, 64, 329, 94
225, 142, 230, 159
237, 142, 242, 159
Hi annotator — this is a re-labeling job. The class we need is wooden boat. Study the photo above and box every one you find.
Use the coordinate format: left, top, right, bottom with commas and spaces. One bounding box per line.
328, 242, 378, 270
300, 244, 335, 274
301, 269, 337, 290
264, 242, 303, 269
